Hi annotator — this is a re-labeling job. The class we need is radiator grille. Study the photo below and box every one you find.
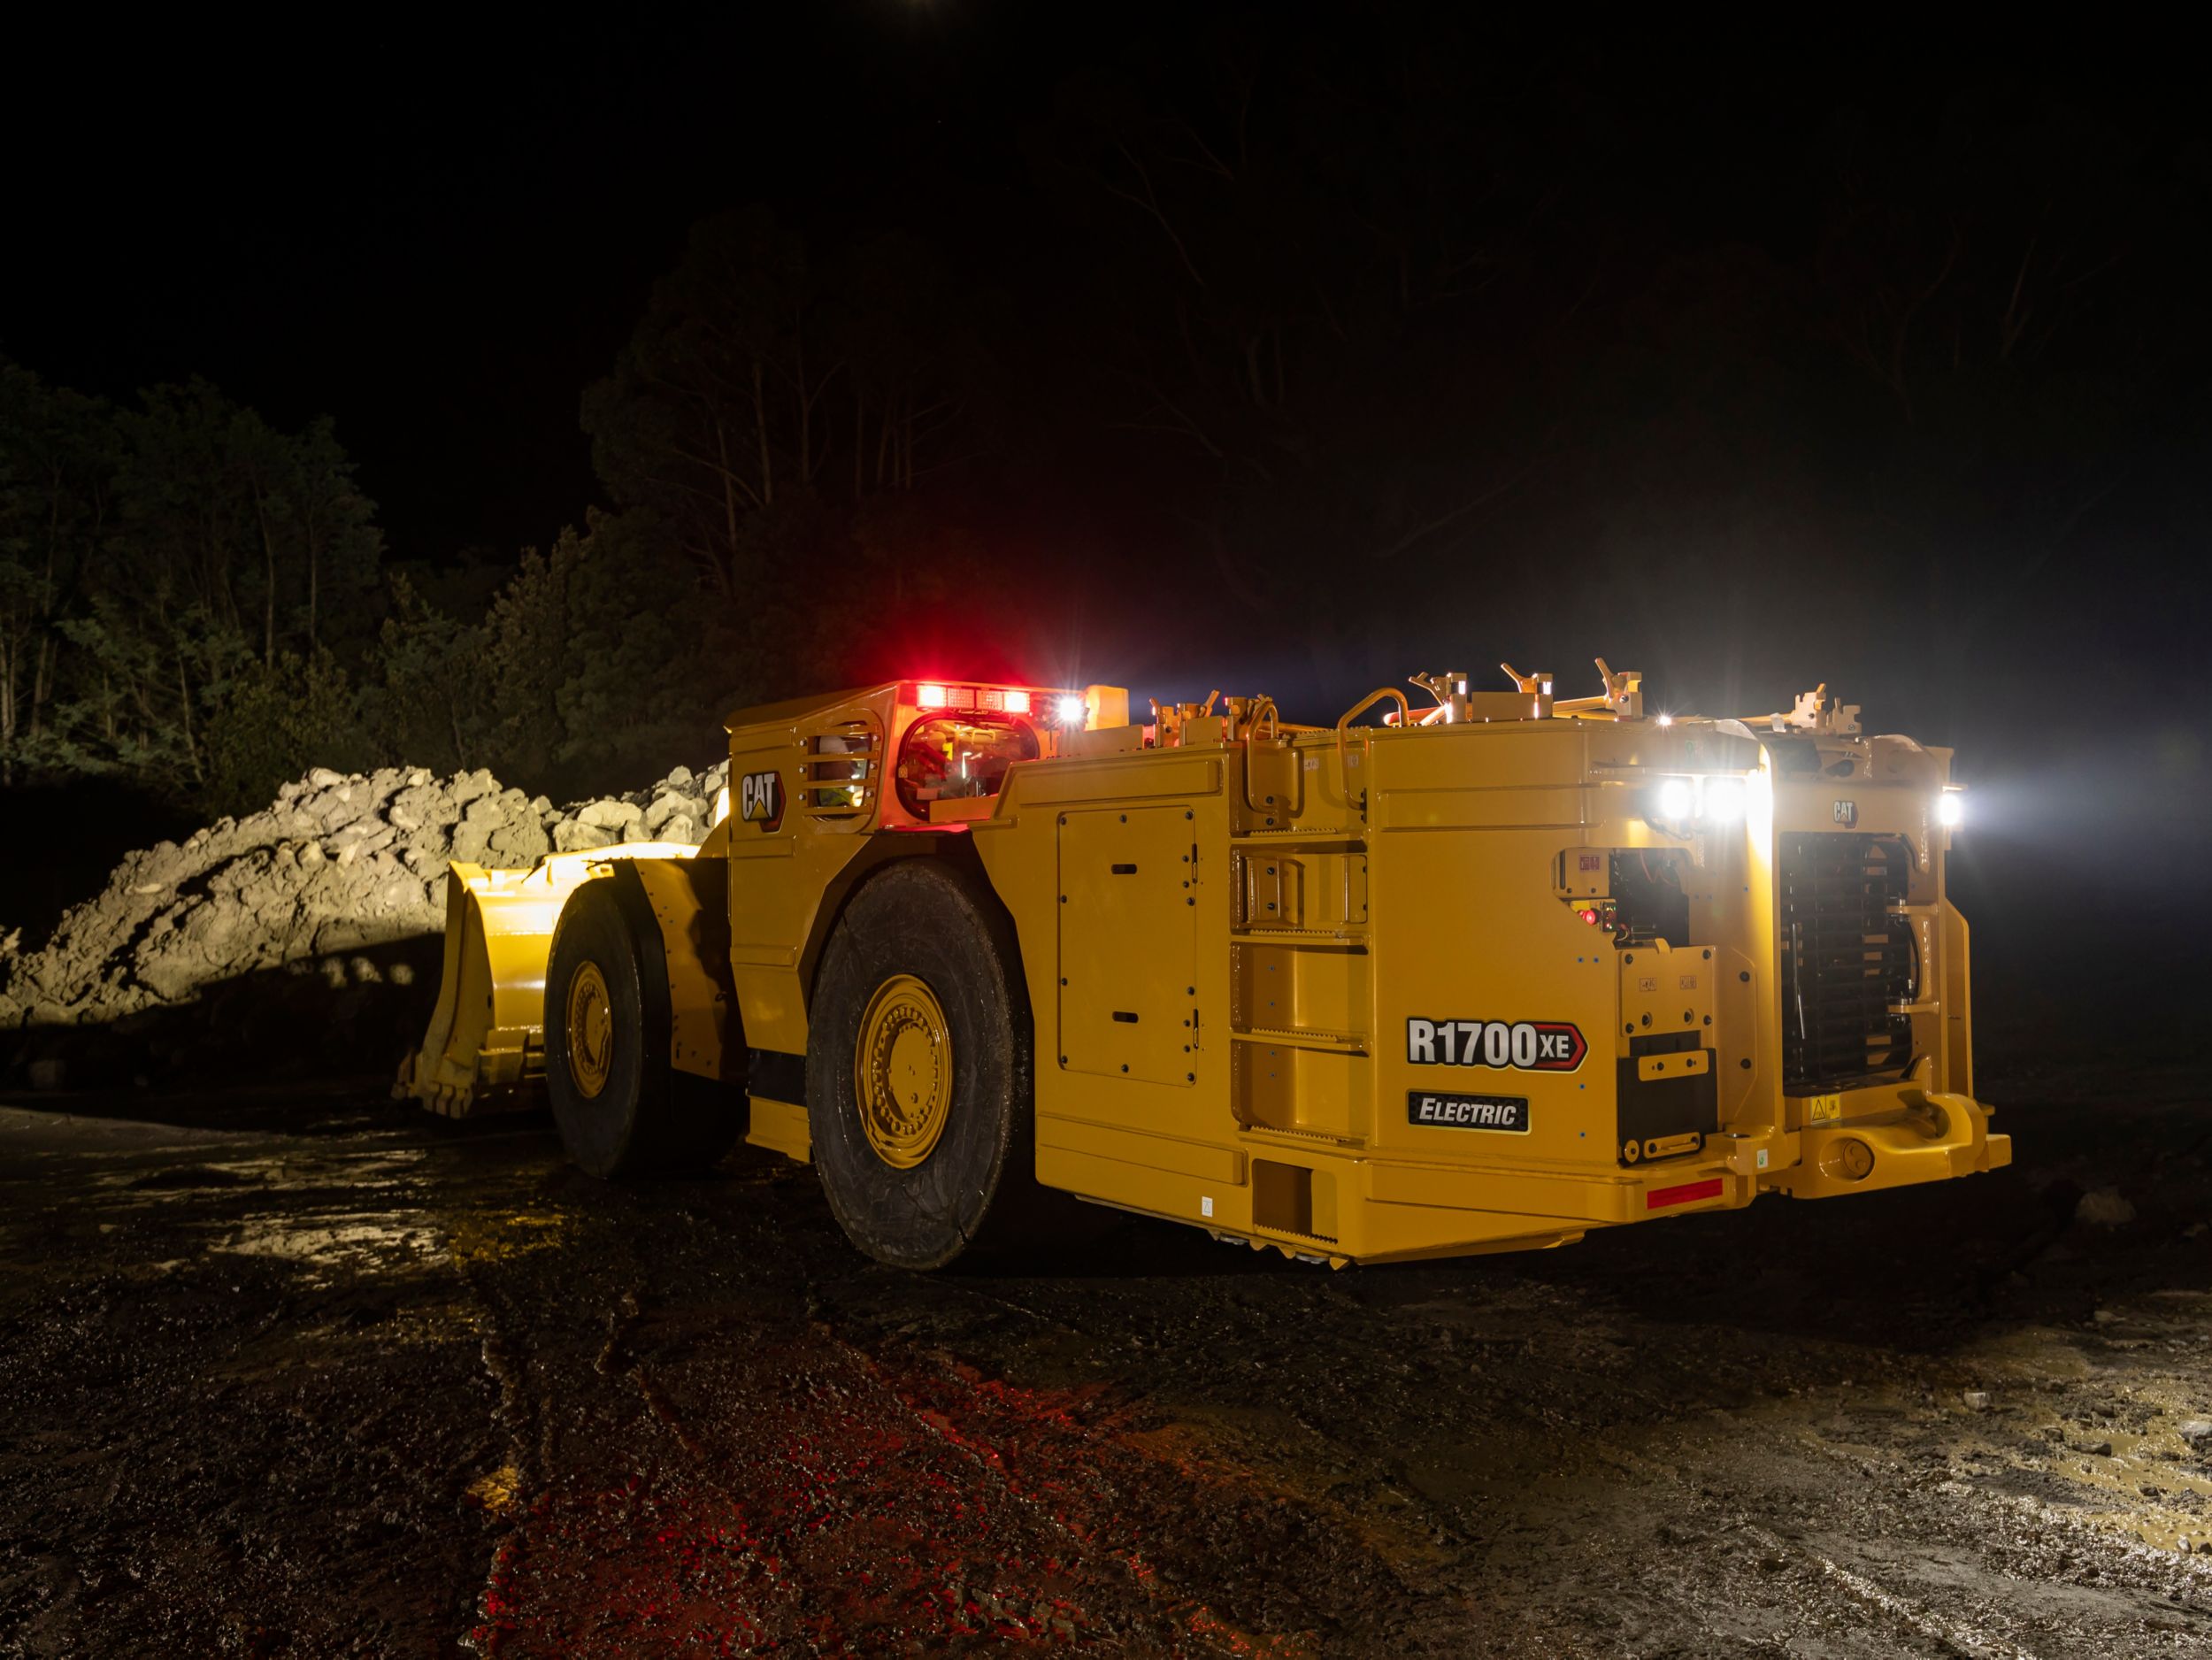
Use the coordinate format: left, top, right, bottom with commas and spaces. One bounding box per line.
1778, 833, 1915, 1091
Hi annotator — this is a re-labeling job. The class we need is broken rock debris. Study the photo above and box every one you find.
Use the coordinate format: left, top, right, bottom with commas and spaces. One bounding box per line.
0, 759, 730, 1074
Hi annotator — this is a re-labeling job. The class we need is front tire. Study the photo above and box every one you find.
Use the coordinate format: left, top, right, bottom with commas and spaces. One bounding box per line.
807, 860, 1035, 1270
545, 874, 741, 1178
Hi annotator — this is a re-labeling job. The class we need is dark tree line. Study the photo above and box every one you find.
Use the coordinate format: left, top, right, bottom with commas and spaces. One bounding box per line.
0, 370, 380, 801
0, 209, 1005, 813
6, 23, 2206, 819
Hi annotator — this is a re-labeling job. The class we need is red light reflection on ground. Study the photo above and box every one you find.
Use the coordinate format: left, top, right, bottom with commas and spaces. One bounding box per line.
469, 1335, 1320, 1656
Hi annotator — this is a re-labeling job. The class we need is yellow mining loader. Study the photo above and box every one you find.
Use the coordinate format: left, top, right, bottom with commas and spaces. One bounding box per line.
397, 665, 2007, 1269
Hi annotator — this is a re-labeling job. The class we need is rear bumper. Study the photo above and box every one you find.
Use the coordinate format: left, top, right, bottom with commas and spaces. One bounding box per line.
1281, 1086, 2006, 1263
1043, 1083, 2008, 1267
1762, 1087, 2009, 1200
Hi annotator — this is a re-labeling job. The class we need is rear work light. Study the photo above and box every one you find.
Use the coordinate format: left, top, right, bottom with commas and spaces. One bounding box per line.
916, 683, 951, 709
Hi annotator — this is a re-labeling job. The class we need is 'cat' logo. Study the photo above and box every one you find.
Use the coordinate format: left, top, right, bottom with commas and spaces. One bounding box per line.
739, 769, 784, 831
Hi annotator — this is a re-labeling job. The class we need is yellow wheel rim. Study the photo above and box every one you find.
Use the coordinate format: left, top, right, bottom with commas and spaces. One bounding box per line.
854, 973, 953, 1170
565, 959, 615, 1100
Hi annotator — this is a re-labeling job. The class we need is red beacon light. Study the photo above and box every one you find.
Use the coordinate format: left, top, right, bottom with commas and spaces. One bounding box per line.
912, 682, 1040, 717
907, 681, 1064, 721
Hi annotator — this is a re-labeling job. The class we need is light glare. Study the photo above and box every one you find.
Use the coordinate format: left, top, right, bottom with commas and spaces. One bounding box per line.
1701, 777, 1746, 822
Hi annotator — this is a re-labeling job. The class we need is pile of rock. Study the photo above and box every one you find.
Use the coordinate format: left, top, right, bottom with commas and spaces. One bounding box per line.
0, 757, 730, 1084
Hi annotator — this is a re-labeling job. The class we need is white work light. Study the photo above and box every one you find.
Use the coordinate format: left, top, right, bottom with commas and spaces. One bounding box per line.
1701, 777, 1747, 823
1655, 778, 1693, 821
1937, 792, 1963, 828
1056, 694, 1088, 728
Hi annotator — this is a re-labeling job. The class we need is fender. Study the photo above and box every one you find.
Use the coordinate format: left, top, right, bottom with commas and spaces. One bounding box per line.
611, 858, 745, 1087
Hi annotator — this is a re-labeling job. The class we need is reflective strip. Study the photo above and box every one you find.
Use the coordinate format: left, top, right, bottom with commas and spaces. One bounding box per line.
1647, 1177, 1724, 1210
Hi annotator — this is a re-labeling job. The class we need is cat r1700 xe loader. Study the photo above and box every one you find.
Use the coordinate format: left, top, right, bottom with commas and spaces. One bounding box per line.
398, 663, 2006, 1270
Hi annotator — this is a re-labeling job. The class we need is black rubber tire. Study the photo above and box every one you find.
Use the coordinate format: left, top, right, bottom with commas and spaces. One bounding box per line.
545, 873, 742, 1179
807, 859, 1036, 1270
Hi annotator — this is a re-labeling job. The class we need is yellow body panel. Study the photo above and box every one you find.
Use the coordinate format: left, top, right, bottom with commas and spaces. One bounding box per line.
404, 668, 2009, 1267
964, 697, 1997, 1264
712, 681, 1112, 1159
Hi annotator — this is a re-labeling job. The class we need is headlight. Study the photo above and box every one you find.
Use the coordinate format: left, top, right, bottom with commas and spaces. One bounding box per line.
1648, 774, 1751, 829
1936, 792, 1963, 828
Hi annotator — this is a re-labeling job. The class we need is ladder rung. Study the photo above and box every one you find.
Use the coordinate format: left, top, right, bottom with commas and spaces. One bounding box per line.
1232, 1026, 1368, 1055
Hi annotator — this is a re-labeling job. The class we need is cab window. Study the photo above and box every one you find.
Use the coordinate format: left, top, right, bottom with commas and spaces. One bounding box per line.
894, 714, 1039, 820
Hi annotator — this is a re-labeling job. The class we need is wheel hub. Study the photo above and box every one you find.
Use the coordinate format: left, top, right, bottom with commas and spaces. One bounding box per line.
855, 973, 952, 1169
565, 959, 614, 1099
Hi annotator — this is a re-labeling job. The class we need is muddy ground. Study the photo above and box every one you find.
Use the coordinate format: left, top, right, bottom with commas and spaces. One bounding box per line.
3, 1022, 2210, 1657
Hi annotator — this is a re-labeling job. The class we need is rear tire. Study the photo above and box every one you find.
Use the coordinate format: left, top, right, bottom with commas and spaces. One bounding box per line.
808, 860, 1036, 1270
546, 874, 741, 1178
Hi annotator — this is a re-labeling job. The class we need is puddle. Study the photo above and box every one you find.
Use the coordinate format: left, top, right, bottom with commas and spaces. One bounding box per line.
218, 1210, 442, 1280
449, 1208, 567, 1265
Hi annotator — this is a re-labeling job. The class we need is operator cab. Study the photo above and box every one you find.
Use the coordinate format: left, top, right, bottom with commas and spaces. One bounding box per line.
895, 712, 1039, 822
887, 681, 1103, 828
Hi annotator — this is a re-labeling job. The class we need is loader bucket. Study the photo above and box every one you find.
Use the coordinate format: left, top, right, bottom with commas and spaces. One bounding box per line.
395, 842, 700, 1118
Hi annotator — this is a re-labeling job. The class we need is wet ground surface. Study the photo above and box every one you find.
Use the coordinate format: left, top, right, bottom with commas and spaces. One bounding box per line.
4, 1038, 2211, 1656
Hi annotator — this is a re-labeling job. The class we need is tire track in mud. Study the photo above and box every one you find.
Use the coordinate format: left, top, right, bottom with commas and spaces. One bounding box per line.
404, 1082, 2212, 1657
449, 1173, 883, 1656
1052, 1259, 2210, 1659
1564, 1398, 2211, 1658
442, 1158, 666, 1656
1564, 1435, 2031, 1657
449, 1235, 560, 1655
478, 1312, 1349, 1651
446, 1179, 1453, 1655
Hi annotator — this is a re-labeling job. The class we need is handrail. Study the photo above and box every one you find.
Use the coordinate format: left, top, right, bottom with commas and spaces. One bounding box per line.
1239, 696, 1288, 818
1333, 687, 1410, 813
1335, 687, 1410, 732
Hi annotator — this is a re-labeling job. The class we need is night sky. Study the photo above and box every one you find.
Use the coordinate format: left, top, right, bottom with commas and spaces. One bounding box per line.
9, 9, 2209, 964
15, 19, 2193, 567
12, 12, 997, 557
